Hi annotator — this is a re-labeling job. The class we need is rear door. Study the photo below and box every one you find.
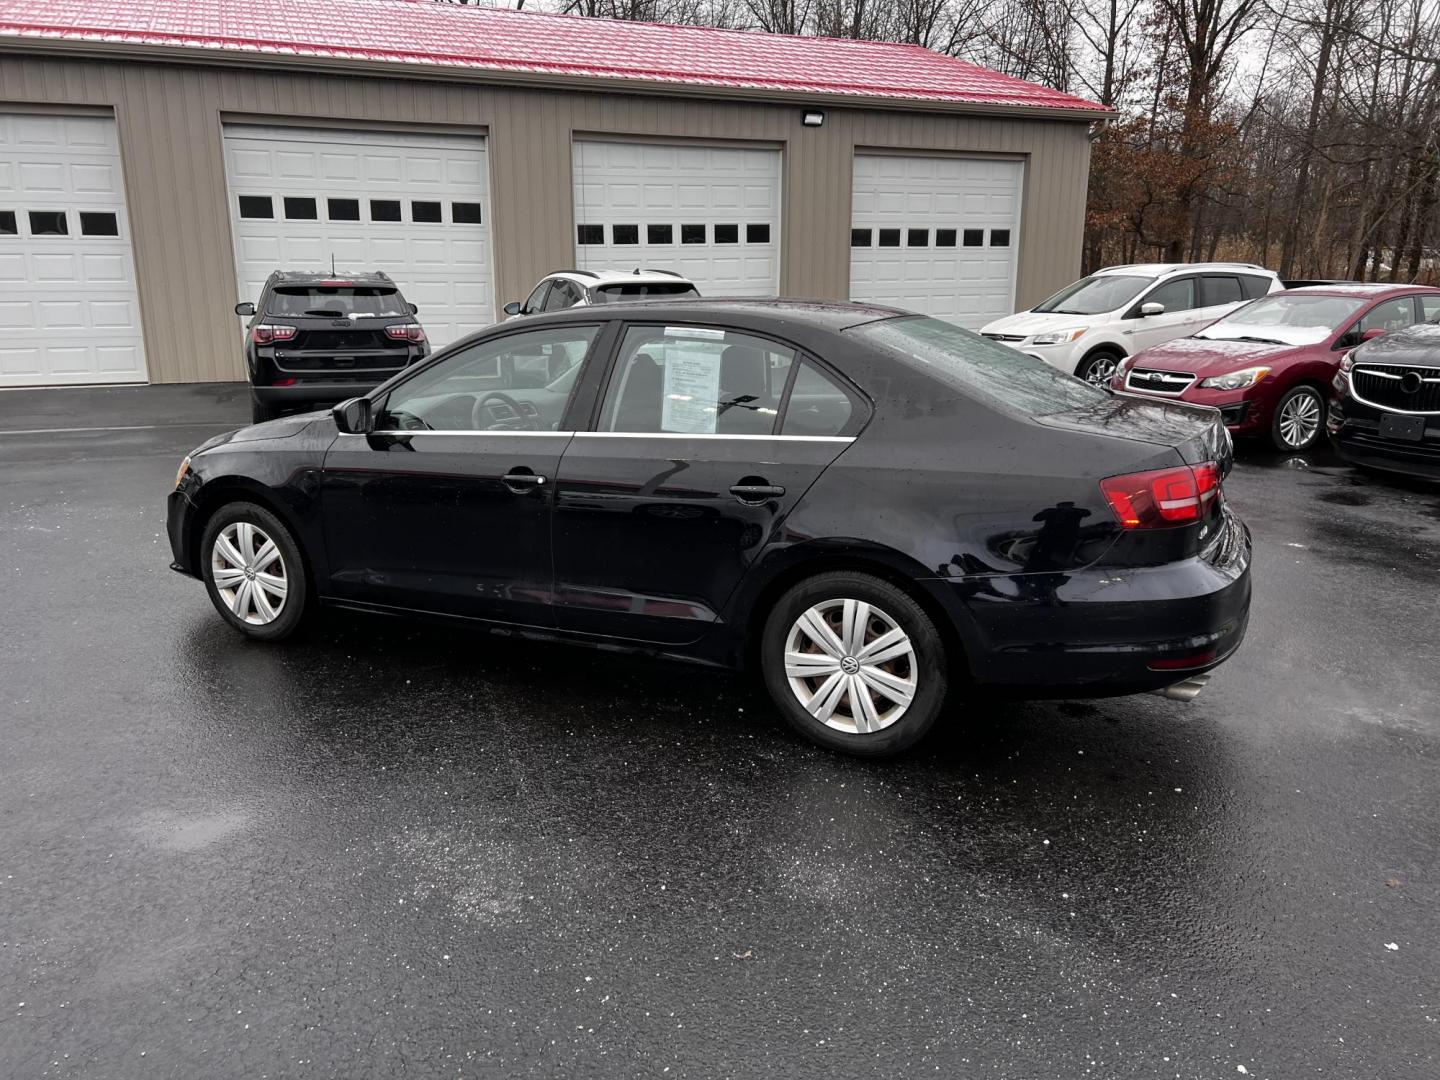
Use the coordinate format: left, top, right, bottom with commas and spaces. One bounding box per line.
320, 322, 609, 625
1195, 273, 1249, 328
551, 322, 865, 645
263, 282, 415, 383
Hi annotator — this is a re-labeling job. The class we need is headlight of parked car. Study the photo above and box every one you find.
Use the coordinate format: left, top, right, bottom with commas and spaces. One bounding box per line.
1201, 366, 1271, 391
1031, 328, 1087, 346
175, 455, 191, 489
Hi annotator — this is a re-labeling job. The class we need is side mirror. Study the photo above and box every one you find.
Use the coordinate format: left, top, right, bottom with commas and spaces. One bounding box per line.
1361, 328, 1387, 342
503, 301, 522, 317
408, 302, 419, 316
332, 397, 374, 435
234, 301, 256, 317
1139, 302, 1165, 317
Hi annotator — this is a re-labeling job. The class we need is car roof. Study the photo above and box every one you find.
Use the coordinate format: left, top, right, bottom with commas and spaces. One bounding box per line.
548, 268, 696, 286
266, 269, 395, 285
514, 297, 911, 331
1094, 262, 1273, 278
1283, 282, 1440, 298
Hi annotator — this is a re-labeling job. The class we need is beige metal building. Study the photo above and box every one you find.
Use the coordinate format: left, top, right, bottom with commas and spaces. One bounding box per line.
0, 0, 1106, 387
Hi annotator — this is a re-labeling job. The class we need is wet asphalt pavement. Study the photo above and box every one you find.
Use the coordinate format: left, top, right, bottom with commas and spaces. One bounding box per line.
1, 384, 1437, 1079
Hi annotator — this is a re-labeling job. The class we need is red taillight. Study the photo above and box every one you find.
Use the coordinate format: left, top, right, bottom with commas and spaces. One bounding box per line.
1100, 461, 1222, 529
384, 323, 426, 343
1147, 649, 1218, 671
251, 324, 298, 345
272, 377, 297, 387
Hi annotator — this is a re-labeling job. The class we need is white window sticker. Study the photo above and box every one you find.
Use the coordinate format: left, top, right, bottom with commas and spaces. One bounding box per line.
661, 344, 722, 434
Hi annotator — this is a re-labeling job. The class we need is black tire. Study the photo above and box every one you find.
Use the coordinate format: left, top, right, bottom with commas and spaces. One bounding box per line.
760, 571, 949, 757
199, 501, 310, 641
1075, 349, 1124, 387
1270, 384, 1326, 451
250, 399, 281, 424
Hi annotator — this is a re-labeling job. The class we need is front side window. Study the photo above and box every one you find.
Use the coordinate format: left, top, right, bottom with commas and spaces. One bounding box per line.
523, 281, 551, 314
379, 326, 598, 432
542, 280, 583, 312
600, 325, 795, 436
266, 285, 406, 318
1032, 274, 1149, 315
850, 316, 1105, 419
1141, 276, 1196, 314
1359, 296, 1419, 333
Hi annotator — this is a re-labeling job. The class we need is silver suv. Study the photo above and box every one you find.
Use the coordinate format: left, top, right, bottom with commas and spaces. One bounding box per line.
503, 269, 700, 320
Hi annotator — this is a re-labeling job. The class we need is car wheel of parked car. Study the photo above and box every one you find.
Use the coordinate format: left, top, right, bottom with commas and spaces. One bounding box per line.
250, 401, 280, 424
761, 572, 949, 756
200, 502, 309, 641
1075, 349, 1123, 386
1271, 385, 1325, 451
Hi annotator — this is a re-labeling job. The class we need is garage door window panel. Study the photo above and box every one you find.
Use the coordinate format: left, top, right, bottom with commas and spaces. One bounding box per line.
647, 224, 673, 245
612, 225, 640, 245
29, 211, 68, 236
681, 224, 707, 244
328, 198, 361, 221
238, 195, 273, 219
600, 325, 796, 436
453, 202, 483, 225
412, 201, 442, 224
284, 197, 318, 220
379, 325, 600, 432
746, 224, 770, 244
79, 212, 119, 237
0, 211, 18, 235
370, 199, 402, 223
577, 224, 604, 245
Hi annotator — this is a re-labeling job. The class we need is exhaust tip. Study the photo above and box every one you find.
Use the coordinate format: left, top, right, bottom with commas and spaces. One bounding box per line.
1153, 673, 1211, 702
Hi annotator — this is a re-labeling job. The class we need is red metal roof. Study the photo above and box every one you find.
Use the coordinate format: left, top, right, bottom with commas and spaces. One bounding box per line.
0, 0, 1105, 114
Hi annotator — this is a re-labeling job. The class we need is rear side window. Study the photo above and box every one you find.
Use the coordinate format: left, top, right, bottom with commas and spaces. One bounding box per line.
1239, 274, 1273, 299
781, 362, 855, 437
1421, 295, 1440, 323
1201, 275, 1244, 306
594, 283, 700, 303
850, 317, 1106, 418
266, 285, 405, 317
600, 325, 794, 435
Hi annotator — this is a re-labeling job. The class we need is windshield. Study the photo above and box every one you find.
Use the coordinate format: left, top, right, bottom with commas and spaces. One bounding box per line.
1032, 275, 1150, 315
1195, 294, 1366, 346
850, 316, 1107, 417
593, 283, 700, 303
267, 285, 406, 318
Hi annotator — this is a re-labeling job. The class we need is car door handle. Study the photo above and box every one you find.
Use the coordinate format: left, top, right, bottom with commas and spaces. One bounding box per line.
729, 482, 785, 502
502, 470, 547, 493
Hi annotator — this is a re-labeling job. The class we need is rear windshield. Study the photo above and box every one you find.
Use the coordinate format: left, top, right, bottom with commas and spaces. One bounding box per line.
1032, 274, 1150, 315
850, 316, 1107, 417
593, 283, 700, 303
266, 285, 405, 318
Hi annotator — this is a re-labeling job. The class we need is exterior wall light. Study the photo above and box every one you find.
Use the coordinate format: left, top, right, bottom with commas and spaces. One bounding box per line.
801, 111, 825, 127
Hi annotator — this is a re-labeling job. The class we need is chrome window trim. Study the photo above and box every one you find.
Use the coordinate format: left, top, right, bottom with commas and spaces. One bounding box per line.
1350, 364, 1440, 415
355, 429, 576, 437
575, 431, 856, 443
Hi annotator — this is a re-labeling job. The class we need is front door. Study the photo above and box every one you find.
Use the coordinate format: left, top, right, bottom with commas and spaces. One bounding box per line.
552, 323, 864, 644
1125, 275, 1202, 352
320, 323, 607, 625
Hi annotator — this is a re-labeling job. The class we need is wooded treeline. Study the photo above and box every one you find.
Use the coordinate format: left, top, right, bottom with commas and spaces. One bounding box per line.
445, 0, 1440, 281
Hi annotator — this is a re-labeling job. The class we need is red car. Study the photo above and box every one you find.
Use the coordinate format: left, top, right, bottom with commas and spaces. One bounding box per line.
1111, 284, 1440, 450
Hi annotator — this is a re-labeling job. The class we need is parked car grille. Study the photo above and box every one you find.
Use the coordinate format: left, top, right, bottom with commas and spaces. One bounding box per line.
1351, 365, 1440, 414
1125, 367, 1196, 395
981, 333, 1026, 343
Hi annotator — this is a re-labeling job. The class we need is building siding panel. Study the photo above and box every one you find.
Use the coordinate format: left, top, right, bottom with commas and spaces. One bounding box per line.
1, 54, 1092, 383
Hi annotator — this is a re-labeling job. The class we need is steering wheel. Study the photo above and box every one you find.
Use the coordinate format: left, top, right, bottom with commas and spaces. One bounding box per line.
471, 391, 539, 431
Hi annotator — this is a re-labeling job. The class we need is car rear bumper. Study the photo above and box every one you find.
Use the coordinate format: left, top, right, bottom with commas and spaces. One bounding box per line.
934, 508, 1252, 695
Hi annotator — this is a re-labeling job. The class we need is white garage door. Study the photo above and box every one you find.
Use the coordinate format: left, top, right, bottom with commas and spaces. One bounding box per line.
0, 113, 147, 387
849, 155, 1023, 328
573, 141, 780, 296
223, 125, 492, 347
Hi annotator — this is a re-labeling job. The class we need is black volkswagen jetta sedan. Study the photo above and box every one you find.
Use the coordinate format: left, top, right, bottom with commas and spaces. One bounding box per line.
168, 300, 1251, 756
1329, 322, 1440, 480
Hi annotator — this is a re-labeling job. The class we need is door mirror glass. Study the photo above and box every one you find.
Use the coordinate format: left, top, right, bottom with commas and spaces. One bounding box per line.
503, 301, 522, 317
1361, 327, 1387, 342
234, 301, 256, 317
1139, 302, 1165, 317
332, 397, 374, 435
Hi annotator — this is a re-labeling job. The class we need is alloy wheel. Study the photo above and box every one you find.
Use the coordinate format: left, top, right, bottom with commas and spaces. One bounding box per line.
783, 598, 918, 734
211, 521, 288, 625
1278, 390, 1322, 448
1083, 355, 1119, 385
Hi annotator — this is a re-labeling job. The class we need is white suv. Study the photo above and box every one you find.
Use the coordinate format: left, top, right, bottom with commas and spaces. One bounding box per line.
979, 263, 1282, 384
502, 269, 700, 320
